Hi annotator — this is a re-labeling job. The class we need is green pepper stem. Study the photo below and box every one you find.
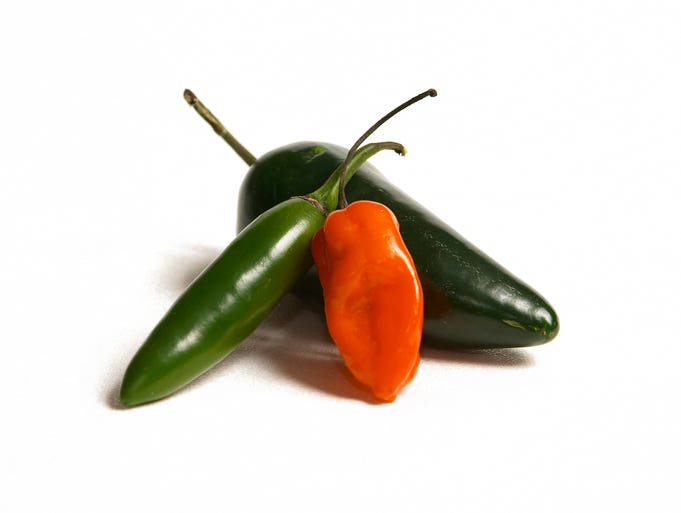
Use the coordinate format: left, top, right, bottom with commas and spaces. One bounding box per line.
183, 89, 257, 166
306, 141, 405, 214
337, 88, 437, 209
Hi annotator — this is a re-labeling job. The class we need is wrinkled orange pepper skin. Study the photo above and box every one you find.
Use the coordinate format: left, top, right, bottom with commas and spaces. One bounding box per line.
311, 200, 424, 401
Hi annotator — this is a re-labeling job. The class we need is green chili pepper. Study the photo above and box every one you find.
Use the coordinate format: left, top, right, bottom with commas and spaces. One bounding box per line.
120, 89, 436, 406
240, 143, 559, 350
186, 95, 559, 351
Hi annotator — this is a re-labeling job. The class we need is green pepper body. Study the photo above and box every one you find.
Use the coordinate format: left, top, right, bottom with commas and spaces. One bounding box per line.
238, 142, 559, 350
120, 198, 324, 406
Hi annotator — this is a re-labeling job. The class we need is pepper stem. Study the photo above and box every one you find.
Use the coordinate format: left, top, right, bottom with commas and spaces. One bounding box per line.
183, 89, 257, 166
306, 141, 406, 214
337, 88, 437, 209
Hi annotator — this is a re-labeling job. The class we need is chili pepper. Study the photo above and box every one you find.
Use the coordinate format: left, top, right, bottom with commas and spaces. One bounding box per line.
120, 89, 436, 406
186, 94, 559, 351
119, 143, 398, 406
312, 200, 423, 401
237, 143, 559, 350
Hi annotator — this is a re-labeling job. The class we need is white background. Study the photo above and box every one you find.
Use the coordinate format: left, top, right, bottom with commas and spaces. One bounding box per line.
1, 1, 679, 511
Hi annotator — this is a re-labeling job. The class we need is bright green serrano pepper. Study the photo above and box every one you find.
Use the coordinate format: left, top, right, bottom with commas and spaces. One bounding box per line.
119, 89, 436, 406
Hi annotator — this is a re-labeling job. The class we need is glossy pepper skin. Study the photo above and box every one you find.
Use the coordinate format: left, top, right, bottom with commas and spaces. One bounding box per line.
312, 201, 423, 401
120, 199, 322, 406
120, 143, 398, 406
238, 142, 559, 350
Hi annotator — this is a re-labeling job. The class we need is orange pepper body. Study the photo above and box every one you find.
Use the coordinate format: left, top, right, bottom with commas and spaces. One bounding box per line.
311, 200, 424, 402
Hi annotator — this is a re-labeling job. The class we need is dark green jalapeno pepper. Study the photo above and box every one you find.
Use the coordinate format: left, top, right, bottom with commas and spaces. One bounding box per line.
186, 93, 559, 351
238, 143, 559, 350
120, 89, 436, 406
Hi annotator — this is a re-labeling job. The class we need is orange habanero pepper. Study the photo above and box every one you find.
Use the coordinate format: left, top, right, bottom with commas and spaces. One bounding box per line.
311, 200, 424, 402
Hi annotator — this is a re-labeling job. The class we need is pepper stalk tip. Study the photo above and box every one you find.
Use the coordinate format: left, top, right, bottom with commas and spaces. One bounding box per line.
183, 89, 197, 106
